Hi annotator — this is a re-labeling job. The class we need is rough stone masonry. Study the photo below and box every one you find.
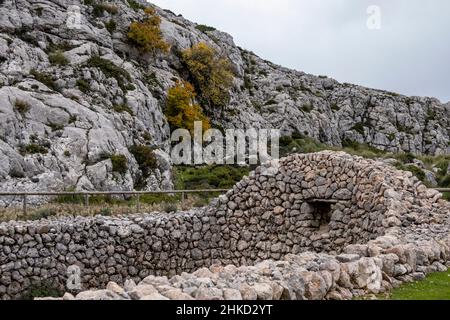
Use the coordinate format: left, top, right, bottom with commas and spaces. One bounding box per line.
0, 151, 449, 300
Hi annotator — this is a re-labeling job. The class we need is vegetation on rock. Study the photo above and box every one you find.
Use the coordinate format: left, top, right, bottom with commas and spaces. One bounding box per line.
48, 50, 69, 66
14, 99, 31, 115
165, 81, 211, 134
127, 7, 170, 55
113, 103, 134, 115
19, 143, 49, 155
110, 154, 128, 174
182, 42, 234, 112
129, 145, 158, 187
30, 69, 57, 91
86, 55, 132, 92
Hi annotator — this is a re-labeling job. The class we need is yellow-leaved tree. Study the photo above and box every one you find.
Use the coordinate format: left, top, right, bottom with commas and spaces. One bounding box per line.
128, 7, 170, 55
182, 42, 233, 112
165, 81, 211, 134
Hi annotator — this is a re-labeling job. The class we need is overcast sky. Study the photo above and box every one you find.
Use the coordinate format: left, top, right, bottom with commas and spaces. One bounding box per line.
150, 0, 450, 102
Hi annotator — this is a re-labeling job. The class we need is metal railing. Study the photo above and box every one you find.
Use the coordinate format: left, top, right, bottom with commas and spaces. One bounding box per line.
0, 188, 448, 217
0, 189, 230, 216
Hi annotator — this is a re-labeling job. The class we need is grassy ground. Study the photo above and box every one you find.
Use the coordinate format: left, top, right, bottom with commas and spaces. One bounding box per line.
378, 270, 450, 300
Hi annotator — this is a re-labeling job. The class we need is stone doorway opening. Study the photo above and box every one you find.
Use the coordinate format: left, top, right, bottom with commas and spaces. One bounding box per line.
307, 200, 334, 233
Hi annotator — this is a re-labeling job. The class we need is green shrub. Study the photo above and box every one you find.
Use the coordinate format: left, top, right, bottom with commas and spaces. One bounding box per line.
142, 131, 152, 141
196, 24, 216, 33
439, 175, 450, 188
105, 19, 117, 33
264, 99, 277, 106
20, 280, 64, 300
259, 70, 269, 77
14, 26, 39, 47
244, 75, 253, 91
174, 165, 250, 190
163, 202, 178, 213
46, 41, 76, 53
69, 115, 78, 124
394, 152, 416, 164
352, 123, 366, 135
395, 163, 426, 182
110, 154, 128, 174
48, 50, 69, 66
30, 69, 57, 91
20, 143, 49, 155
301, 103, 313, 113
330, 103, 340, 112
341, 138, 360, 150
280, 135, 328, 156
145, 72, 162, 88
28, 209, 57, 221
87, 56, 131, 92
128, 0, 146, 11
93, 3, 118, 17
113, 104, 134, 115
129, 145, 158, 181
443, 192, 450, 201
48, 122, 64, 132
64, 150, 71, 157
426, 109, 436, 122
140, 193, 179, 205
55, 187, 84, 204
14, 99, 31, 115
435, 160, 449, 175
76, 79, 90, 93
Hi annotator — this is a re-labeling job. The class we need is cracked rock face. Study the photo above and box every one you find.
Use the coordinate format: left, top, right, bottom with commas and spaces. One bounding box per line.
0, 152, 449, 300
0, 0, 449, 195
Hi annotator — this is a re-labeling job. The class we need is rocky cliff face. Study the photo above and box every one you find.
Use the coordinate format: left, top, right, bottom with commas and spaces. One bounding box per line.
0, 0, 448, 193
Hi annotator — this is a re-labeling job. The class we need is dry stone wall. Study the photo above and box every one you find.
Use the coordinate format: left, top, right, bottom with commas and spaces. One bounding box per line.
0, 152, 449, 300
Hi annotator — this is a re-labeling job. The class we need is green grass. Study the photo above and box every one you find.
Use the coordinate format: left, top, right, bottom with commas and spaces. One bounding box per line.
196, 24, 216, 33
174, 165, 250, 190
381, 270, 450, 300
20, 280, 64, 300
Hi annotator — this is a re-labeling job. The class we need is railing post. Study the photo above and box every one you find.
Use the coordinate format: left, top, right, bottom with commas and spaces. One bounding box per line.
22, 194, 27, 216
84, 193, 89, 207
136, 194, 141, 213
181, 192, 186, 205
